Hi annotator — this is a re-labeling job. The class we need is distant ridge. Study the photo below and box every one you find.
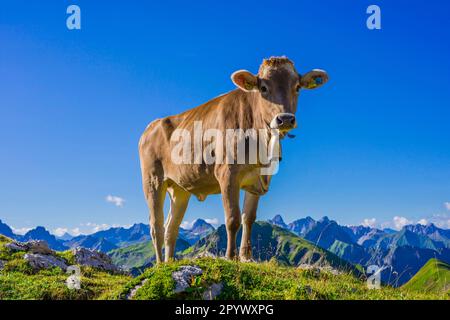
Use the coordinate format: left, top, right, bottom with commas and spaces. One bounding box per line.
267, 214, 450, 286
0, 219, 15, 239
402, 259, 450, 295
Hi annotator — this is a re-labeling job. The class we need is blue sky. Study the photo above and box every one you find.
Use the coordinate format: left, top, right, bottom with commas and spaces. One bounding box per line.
0, 0, 449, 235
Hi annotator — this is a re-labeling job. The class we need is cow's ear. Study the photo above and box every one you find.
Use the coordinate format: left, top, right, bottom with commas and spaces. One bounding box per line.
300, 69, 329, 89
231, 70, 258, 92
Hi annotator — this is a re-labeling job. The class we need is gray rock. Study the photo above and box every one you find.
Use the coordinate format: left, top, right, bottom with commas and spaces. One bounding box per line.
194, 251, 217, 259
172, 265, 203, 293
5, 242, 27, 252
72, 247, 118, 272
5, 240, 53, 255
126, 278, 148, 300
298, 264, 340, 276
202, 282, 223, 300
304, 285, 313, 295
24, 253, 68, 271
26, 240, 54, 254
0, 259, 5, 271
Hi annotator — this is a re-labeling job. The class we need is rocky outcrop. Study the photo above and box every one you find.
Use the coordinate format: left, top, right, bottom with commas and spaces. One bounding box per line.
6, 240, 68, 271
126, 278, 148, 300
72, 247, 119, 272
4, 240, 121, 273
6, 240, 54, 255
298, 264, 341, 276
172, 265, 203, 293
202, 282, 223, 300
24, 253, 68, 271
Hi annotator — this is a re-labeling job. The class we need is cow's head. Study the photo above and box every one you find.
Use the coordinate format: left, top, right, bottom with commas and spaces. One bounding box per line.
231, 57, 328, 133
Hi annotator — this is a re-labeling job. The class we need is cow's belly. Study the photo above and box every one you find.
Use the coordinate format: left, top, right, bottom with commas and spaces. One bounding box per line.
165, 164, 270, 200
165, 164, 221, 201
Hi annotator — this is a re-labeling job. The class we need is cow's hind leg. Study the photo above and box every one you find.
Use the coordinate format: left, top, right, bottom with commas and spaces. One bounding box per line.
239, 192, 259, 261
164, 185, 190, 262
143, 174, 167, 264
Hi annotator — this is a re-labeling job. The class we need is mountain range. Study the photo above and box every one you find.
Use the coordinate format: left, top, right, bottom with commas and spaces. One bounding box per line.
266, 215, 450, 286
1, 215, 449, 286
0, 218, 214, 253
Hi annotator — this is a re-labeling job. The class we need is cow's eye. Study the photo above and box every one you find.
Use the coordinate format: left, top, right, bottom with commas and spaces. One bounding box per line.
260, 85, 268, 93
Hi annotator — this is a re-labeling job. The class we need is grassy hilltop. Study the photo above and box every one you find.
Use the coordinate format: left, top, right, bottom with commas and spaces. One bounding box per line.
1, 235, 448, 300
402, 258, 450, 295
0, 235, 130, 300
107, 258, 447, 300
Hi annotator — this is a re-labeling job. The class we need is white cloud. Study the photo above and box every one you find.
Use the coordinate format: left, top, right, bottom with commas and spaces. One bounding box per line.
84, 222, 112, 233
361, 218, 377, 228
106, 195, 125, 207
380, 221, 391, 230
51, 222, 134, 237
428, 213, 450, 229
181, 218, 220, 230
53, 227, 69, 237
205, 218, 220, 226
70, 227, 82, 236
381, 212, 450, 230
180, 220, 194, 229
417, 219, 428, 226
393, 216, 413, 230
445, 202, 450, 211
11, 227, 32, 235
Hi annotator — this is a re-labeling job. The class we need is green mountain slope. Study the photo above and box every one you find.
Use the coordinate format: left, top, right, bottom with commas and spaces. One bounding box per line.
108, 241, 155, 271
108, 239, 190, 272
328, 240, 368, 265
186, 221, 359, 274
402, 259, 450, 296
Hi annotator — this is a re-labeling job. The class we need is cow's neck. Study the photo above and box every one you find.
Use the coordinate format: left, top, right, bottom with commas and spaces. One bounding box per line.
247, 92, 283, 163
249, 92, 273, 132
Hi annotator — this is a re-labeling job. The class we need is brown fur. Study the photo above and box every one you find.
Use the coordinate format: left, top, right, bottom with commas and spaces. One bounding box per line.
139, 57, 328, 262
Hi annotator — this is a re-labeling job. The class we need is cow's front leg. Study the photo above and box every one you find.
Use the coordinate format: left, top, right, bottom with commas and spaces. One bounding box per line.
144, 180, 166, 264
239, 192, 259, 261
164, 186, 190, 262
218, 170, 241, 259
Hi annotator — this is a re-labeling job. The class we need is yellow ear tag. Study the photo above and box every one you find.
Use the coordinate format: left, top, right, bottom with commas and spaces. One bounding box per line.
306, 81, 318, 89
307, 76, 323, 89
244, 82, 254, 90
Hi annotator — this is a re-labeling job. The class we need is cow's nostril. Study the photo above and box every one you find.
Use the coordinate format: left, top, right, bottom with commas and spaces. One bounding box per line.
290, 117, 296, 125
276, 116, 283, 125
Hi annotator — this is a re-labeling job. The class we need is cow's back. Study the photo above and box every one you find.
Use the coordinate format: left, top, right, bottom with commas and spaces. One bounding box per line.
139, 89, 259, 198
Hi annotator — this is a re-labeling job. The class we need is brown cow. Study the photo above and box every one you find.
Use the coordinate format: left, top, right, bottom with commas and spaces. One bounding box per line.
139, 57, 328, 263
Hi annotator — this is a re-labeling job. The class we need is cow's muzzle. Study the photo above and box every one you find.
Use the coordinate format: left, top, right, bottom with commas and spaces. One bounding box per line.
270, 113, 296, 131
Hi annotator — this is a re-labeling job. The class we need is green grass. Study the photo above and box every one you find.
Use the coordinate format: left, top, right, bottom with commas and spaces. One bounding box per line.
402, 258, 450, 297
1, 234, 448, 300
0, 268, 130, 300
0, 234, 131, 300
113, 257, 445, 300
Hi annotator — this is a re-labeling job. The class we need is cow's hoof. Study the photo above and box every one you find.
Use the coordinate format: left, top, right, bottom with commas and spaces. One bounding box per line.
239, 256, 255, 263
222, 255, 239, 261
